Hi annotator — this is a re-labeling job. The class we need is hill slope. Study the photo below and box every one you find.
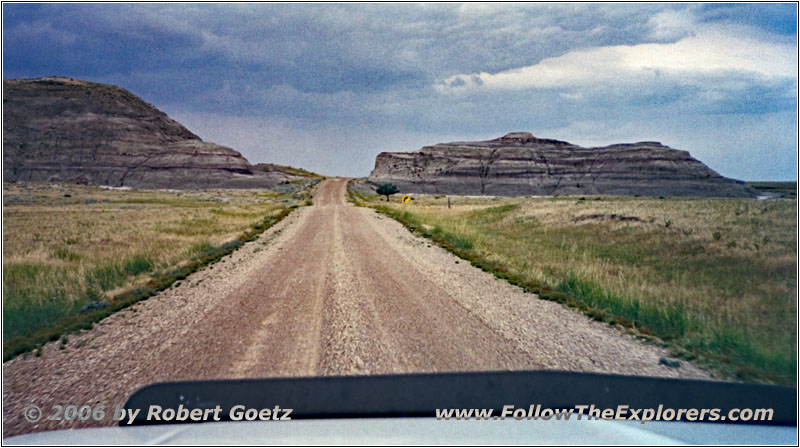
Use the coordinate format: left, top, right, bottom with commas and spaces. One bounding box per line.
3, 77, 308, 188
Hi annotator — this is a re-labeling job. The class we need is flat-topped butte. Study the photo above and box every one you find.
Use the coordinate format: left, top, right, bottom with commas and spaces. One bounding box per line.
366, 132, 755, 197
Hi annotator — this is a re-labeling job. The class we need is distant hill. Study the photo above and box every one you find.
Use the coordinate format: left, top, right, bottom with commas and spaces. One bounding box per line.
3, 77, 317, 188
746, 181, 797, 199
365, 132, 756, 197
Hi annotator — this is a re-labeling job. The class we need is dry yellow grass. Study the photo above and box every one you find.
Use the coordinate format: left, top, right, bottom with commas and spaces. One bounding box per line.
3, 182, 312, 342
363, 191, 797, 383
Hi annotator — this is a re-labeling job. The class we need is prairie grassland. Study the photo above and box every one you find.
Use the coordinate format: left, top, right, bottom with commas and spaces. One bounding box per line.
3, 182, 314, 354
357, 189, 797, 384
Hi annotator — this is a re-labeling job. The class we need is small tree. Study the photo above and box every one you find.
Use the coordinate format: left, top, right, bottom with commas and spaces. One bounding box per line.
376, 183, 399, 202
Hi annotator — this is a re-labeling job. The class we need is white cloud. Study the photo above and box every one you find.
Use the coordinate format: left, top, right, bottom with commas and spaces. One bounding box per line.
647, 9, 697, 40
10, 3, 791, 179
436, 27, 797, 93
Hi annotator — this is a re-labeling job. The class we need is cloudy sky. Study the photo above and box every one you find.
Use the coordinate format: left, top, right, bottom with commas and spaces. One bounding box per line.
3, 3, 797, 179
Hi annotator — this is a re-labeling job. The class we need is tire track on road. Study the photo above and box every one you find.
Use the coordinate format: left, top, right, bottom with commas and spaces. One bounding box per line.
2, 178, 713, 438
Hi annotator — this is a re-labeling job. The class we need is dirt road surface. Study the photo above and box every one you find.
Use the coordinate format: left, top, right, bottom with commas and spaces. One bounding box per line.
3, 178, 710, 436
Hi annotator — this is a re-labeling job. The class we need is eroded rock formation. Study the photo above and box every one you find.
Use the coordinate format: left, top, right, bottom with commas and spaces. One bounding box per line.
3, 77, 304, 188
365, 132, 755, 197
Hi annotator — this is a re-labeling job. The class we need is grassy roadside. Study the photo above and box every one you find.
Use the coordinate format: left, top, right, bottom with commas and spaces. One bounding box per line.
3, 180, 319, 360
348, 182, 797, 384
267, 163, 325, 179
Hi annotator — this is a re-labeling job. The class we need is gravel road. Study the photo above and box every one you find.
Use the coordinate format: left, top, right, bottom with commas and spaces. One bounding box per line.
2, 178, 710, 436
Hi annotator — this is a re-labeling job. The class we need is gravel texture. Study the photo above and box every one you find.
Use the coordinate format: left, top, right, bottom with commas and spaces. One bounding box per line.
2, 179, 710, 437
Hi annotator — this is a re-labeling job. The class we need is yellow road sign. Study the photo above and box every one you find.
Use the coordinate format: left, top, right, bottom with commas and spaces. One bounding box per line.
401, 195, 411, 204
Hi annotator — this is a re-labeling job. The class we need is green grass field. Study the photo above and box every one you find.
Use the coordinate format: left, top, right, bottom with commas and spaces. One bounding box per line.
351, 185, 797, 384
3, 181, 317, 359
